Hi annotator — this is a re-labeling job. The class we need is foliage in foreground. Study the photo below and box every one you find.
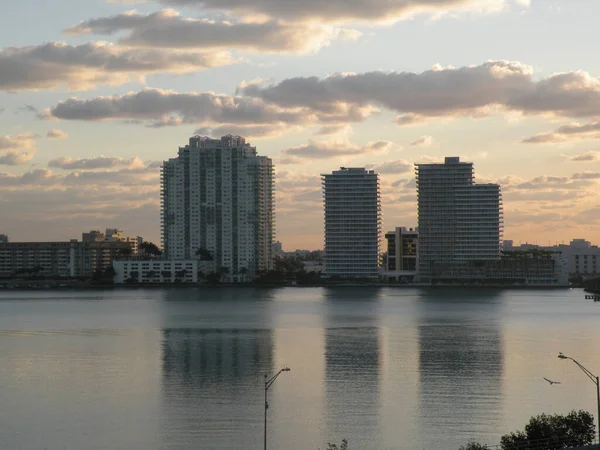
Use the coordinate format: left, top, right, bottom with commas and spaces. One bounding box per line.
459, 410, 595, 450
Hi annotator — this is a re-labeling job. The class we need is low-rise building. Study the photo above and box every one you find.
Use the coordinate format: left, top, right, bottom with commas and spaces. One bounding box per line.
503, 239, 600, 278
113, 259, 206, 284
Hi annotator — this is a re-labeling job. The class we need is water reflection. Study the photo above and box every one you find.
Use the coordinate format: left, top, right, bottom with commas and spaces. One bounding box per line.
417, 289, 504, 448
158, 288, 276, 450
323, 288, 383, 448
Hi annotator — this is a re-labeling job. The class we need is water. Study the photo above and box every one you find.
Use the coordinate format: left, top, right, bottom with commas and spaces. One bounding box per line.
0, 287, 598, 450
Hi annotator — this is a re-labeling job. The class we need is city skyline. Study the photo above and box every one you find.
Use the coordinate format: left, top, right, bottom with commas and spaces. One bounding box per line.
2, 1, 600, 249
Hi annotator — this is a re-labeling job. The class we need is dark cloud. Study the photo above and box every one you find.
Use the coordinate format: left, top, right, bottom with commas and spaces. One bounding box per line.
241, 61, 600, 120
154, 0, 525, 23
0, 41, 235, 91
572, 172, 600, 180
521, 120, 600, 144
48, 156, 148, 170
65, 9, 360, 54
571, 152, 599, 162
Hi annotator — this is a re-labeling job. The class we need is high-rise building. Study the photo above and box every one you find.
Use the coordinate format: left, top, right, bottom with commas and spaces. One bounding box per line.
161, 135, 274, 279
322, 167, 381, 279
415, 157, 503, 283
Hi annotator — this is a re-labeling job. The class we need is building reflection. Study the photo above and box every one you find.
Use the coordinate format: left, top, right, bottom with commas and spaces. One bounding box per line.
323, 288, 383, 449
417, 289, 504, 448
158, 288, 275, 450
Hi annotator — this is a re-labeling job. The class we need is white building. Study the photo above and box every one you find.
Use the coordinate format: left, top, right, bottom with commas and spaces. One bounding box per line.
503, 239, 600, 278
161, 135, 274, 280
322, 167, 381, 279
415, 157, 503, 283
113, 259, 199, 284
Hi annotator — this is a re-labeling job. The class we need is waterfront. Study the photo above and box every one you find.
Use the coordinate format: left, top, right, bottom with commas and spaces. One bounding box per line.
0, 287, 599, 450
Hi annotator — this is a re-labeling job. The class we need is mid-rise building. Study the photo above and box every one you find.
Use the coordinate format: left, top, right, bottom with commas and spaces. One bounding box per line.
416, 157, 503, 283
385, 227, 418, 272
0, 241, 90, 278
322, 167, 381, 279
161, 135, 274, 280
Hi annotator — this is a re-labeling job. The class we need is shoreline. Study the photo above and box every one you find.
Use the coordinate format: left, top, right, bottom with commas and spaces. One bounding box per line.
0, 281, 573, 291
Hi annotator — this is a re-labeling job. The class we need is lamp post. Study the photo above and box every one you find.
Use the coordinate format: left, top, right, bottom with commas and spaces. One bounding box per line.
558, 352, 600, 441
264, 367, 291, 450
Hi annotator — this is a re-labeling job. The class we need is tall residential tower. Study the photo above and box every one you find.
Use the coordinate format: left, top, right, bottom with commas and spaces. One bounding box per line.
415, 157, 502, 283
161, 135, 274, 278
322, 167, 381, 279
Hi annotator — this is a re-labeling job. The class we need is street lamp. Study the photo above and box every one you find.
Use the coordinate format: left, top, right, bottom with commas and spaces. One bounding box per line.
558, 352, 600, 441
264, 367, 291, 450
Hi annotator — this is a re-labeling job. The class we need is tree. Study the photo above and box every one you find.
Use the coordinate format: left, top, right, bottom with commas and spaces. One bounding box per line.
500, 410, 595, 450
459, 442, 489, 450
141, 241, 162, 257
319, 439, 348, 450
119, 247, 133, 257
217, 266, 230, 283
195, 247, 214, 261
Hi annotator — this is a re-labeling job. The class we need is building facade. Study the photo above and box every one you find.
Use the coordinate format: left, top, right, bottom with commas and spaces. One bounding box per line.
161, 135, 274, 279
113, 259, 200, 284
0, 234, 8, 243
322, 167, 381, 279
385, 227, 418, 272
0, 241, 90, 278
416, 157, 503, 283
503, 239, 600, 278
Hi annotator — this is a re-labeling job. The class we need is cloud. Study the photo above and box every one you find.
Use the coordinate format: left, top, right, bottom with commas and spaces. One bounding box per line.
193, 123, 296, 139
240, 61, 600, 121
48, 156, 148, 170
46, 129, 69, 139
49, 87, 372, 128
65, 9, 361, 54
571, 152, 600, 162
411, 135, 434, 147
572, 172, 600, 180
521, 120, 600, 144
0, 133, 37, 150
283, 139, 391, 160
0, 41, 236, 91
153, 0, 526, 24
0, 151, 34, 166
367, 159, 412, 174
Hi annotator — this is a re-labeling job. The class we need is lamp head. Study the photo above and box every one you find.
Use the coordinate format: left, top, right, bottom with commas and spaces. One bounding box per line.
558, 353, 568, 360
282, 367, 291, 372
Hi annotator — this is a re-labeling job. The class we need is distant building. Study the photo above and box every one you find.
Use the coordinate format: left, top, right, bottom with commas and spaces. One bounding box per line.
384, 227, 418, 281
415, 157, 503, 283
272, 241, 284, 259
322, 167, 381, 279
0, 234, 8, 243
161, 135, 274, 280
504, 239, 600, 278
113, 260, 199, 284
0, 241, 90, 278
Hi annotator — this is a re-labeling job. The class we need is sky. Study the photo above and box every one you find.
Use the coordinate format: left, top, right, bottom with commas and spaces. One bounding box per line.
1, 0, 600, 250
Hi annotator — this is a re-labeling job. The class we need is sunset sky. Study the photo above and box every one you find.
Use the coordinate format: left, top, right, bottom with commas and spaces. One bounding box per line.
2, 0, 600, 250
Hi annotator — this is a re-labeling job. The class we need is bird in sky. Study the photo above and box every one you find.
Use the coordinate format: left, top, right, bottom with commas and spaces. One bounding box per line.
543, 377, 561, 385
